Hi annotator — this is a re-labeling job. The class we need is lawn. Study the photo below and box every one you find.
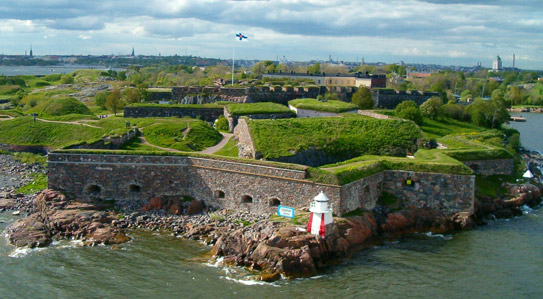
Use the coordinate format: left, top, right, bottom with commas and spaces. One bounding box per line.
213, 138, 239, 157
289, 98, 358, 113
225, 102, 293, 115
248, 117, 422, 161
142, 120, 222, 151
419, 117, 485, 140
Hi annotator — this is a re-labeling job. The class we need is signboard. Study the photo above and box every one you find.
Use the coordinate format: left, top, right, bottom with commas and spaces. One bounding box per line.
277, 205, 295, 219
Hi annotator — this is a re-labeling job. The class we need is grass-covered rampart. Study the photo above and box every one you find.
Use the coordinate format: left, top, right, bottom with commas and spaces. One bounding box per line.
225, 102, 293, 116
248, 117, 422, 160
289, 98, 359, 113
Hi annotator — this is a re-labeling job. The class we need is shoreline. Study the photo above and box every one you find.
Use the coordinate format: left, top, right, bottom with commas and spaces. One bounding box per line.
1, 152, 543, 281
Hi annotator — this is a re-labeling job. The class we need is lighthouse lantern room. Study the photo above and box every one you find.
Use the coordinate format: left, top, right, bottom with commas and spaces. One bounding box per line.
307, 192, 334, 238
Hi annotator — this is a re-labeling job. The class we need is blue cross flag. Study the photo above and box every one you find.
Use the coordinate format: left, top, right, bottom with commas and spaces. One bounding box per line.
236, 33, 248, 40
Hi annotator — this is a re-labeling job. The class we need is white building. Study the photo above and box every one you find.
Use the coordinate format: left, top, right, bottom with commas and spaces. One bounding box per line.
492, 55, 502, 71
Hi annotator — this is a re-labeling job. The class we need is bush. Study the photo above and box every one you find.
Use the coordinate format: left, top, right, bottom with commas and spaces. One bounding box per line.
352, 86, 374, 109
420, 96, 442, 120
395, 101, 422, 124
440, 103, 469, 121
215, 115, 230, 132
95, 91, 109, 109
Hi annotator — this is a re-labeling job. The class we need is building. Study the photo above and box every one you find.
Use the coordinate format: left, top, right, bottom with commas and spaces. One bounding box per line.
262, 72, 386, 88
492, 55, 502, 72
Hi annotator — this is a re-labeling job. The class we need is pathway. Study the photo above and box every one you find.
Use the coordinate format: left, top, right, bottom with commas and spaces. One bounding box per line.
200, 132, 233, 154
36, 118, 102, 129
0, 115, 14, 121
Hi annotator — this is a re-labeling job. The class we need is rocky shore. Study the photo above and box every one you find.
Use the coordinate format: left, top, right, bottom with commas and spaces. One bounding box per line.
2, 153, 543, 281
508, 107, 543, 113
0, 154, 43, 214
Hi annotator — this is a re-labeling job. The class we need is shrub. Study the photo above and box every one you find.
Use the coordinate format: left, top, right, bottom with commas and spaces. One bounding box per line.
352, 86, 374, 109
440, 103, 469, 121
215, 115, 230, 132
420, 96, 442, 120
395, 101, 422, 125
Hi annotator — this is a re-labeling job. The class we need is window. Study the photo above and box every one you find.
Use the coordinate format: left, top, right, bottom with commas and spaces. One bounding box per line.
129, 184, 141, 193
215, 190, 225, 199
269, 198, 281, 206
242, 195, 253, 203
87, 185, 101, 194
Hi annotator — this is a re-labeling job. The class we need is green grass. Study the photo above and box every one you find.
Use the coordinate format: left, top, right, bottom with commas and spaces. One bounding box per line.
309, 149, 472, 185
225, 102, 293, 116
474, 175, 513, 198
13, 152, 47, 164
0, 110, 23, 117
26, 97, 94, 117
420, 117, 485, 140
119, 137, 161, 151
0, 117, 107, 147
213, 137, 239, 157
15, 173, 47, 195
249, 117, 422, 160
0, 85, 20, 95
289, 98, 358, 113
143, 120, 222, 151
40, 114, 99, 121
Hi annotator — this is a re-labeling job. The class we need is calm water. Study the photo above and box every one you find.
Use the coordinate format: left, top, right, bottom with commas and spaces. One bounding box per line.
1, 115, 543, 298
0, 65, 123, 76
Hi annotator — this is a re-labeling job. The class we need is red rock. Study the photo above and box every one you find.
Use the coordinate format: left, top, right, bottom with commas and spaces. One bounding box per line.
186, 199, 204, 215
141, 197, 162, 211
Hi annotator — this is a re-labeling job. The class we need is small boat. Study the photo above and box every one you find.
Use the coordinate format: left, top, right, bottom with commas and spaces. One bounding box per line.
510, 116, 527, 122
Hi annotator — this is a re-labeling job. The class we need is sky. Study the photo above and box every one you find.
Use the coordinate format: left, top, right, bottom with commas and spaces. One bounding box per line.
0, 0, 542, 69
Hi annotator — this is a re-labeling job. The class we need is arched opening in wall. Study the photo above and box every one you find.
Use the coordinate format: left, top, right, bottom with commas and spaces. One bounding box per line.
469, 164, 479, 172
129, 184, 141, 193
364, 185, 370, 195
215, 190, 225, 199
269, 198, 281, 207
87, 185, 101, 194
242, 195, 253, 204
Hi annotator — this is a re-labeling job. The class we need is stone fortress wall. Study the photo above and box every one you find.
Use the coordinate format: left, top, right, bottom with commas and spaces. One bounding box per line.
372, 89, 440, 109
48, 153, 476, 217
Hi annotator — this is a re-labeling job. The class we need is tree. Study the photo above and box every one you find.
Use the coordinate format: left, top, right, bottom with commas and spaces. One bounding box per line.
420, 96, 443, 120
123, 88, 143, 104
324, 92, 340, 101
94, 91, 109, 108
251, 60, 275, 75
105, 88, 123, 115
351, 86, 373, 109
466, 97, 509, 128
307, 62, 320, 74
395, 100, 423, 124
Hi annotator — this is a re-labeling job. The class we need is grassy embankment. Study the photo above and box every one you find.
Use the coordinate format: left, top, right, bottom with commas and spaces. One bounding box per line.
248, 117, 422, 160
225, 102, 294, 115
288, 98, 359, 113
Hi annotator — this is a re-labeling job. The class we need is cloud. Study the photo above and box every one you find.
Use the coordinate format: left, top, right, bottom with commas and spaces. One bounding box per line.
0, 0, 541, 69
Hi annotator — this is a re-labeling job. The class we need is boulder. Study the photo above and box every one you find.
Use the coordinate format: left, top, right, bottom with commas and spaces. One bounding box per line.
186, 199, 204, 215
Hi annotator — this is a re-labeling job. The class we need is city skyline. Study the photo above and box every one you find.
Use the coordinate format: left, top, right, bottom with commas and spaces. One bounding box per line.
0, 1, 542, 70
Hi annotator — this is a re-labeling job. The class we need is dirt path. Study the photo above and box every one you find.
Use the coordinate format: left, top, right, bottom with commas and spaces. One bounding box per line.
36, 118, 102, 129
0, 115, 14, 121
200, 132, 233, 154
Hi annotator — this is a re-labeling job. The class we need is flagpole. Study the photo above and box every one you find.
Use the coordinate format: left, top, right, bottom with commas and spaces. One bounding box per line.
232, 44, 235, 86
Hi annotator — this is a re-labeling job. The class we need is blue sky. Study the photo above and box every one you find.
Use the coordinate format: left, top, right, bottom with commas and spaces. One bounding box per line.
0, 0, 542, 69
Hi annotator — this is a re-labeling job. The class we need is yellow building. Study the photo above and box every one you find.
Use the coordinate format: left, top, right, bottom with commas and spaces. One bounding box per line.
262, 72, 386, 88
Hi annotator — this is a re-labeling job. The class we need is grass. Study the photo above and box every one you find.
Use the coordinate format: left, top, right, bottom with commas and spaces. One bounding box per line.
40, 114, 99, 121
26, 97, 94, 117
0, 117, 107, 147
225, 102, 293, 116
213, 137, 239, 157
16, 173, 47, 195
289, 98, 358, 113
269, 209, 311, 226
420, 117, 485, 140
13, 152, 47, 164
475, 175, 513, 197
248, 117, 422, 160
143, 120, 223, 151
309, 149, 472, 185
119, 137, 161, 151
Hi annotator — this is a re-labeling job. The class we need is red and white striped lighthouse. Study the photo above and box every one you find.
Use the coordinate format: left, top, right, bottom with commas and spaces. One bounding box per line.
307, 192, 334, 238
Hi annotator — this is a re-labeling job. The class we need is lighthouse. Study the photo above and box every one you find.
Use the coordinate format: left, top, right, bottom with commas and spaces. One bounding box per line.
307, 192, 334, 238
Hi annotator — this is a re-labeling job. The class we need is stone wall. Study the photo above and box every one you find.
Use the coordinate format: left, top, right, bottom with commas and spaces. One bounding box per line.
462, 159, 514, 176
47, 153, 476, 217
0, 144, 50, 154
372, 89, 440, 109
47, 153, 340, 215
382, 170, 474, 215
339, 172, 384, 213
357, 110, 392, 119
224, 107, 295, 132
233, 118, 255, 158
289, 105, 340, 118
67, 129, 138, 150
123, 106, 223, 122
